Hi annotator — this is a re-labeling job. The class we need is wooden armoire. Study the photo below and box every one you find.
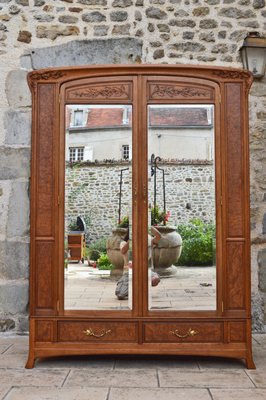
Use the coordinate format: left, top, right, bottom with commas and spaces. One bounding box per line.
26, 65, 255, 369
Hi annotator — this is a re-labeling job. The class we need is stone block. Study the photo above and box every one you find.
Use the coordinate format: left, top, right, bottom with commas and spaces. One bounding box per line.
7, 181, 30, 238
0, 180, 11, 236
146, 7, 167, 19
5, 70, 31, 108
82, 12, 106, 22
0, 147, 30, 180
93, 25, 109, 36
0, 241, 29, 280
36, 25, 80, 41
30, 38, 142, 69
17, 30, 32, 43
112, 0, 132, 6
252, 293, 265, 332
258, 248, 266, 292
0, 280, 28, 314
4, 110, 31, 146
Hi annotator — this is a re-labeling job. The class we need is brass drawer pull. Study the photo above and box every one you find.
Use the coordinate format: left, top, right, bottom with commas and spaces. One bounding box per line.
83, 328, 111, 338
170, 328, 198, 338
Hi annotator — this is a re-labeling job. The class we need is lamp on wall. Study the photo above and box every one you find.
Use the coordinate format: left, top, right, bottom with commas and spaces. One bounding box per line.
240, 32, 266, 78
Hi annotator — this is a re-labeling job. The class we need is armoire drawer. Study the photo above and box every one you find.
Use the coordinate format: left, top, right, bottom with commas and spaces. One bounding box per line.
58, 321, 138, 342
144, 322, 223, 343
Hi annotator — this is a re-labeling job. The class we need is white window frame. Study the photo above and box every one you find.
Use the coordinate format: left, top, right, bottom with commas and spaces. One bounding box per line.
69, 147, 84, 162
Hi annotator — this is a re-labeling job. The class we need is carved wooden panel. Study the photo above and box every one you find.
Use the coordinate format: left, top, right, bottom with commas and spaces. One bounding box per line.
35, 84, 56, 237
226, 241, 246, 310
58, 321, 138, 342
66, 82, 132, 102
36, 320, 53, 342
144, 322, 223, 343
148, 82, 214, 101
225, 84, 244, 237
35, 241, 55, 312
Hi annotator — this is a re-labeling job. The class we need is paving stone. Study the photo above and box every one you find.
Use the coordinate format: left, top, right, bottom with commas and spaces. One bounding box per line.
65, 368, 158, 387
0, 343, 12, 354
4, 342, 29, 354
210, 389, 266, 399
109, 388, 211, 400
0, 369, 69, 386
253, 333, 266, 347
246, 369, 266, 387
0, 353, 28, 368
158, 370, 254, 388
29, 38, 142, 69
4, 387, 109, 400
0, 386, 11, 400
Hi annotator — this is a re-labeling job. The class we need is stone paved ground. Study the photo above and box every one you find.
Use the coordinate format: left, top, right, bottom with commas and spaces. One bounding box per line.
0, 334, 265, 400
65, 263, 216, 311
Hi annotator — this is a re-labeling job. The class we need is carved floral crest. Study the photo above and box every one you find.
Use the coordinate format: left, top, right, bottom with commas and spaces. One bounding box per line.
150, 84, 211, 99
68, 84, 131, 100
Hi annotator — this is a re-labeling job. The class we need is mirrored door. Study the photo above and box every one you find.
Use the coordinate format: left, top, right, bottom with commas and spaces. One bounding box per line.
64, 104, 133, 310
147, 104, 216, 311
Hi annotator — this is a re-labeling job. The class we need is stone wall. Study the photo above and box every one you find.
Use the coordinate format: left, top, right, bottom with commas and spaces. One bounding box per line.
0, 0, 265, 332
66, 162, 215, 243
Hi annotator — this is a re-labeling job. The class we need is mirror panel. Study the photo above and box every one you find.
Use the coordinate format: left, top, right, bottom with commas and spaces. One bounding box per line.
147, 105, 216, 311
64, 104, 133, 310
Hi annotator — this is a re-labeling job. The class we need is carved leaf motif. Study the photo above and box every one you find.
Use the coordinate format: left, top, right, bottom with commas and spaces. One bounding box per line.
213, 71, 250, 79
71, 85, 129, 99
151, 85, 209, 98
30, 71, 65, 81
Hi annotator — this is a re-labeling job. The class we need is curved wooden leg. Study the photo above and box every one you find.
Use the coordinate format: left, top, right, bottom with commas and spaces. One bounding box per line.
25, 351, 36, 369
245, 353, 256, 369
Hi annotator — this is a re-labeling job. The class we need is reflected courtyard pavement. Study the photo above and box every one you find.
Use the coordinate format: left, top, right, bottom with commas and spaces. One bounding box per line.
65, 263, 216, 311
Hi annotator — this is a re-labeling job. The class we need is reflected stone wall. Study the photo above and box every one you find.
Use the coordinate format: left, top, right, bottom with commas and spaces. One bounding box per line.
65, 162, 215, 244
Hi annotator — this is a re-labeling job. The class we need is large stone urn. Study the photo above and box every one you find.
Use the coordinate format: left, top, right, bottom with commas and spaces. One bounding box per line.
106, 227, 128, 279
152, 225, 182, 277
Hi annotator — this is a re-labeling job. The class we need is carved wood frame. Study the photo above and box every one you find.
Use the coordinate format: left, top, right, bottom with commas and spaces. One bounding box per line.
27, 64, 254, 368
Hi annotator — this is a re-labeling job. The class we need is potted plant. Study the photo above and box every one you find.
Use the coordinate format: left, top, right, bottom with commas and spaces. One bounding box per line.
150, 206, 182, 277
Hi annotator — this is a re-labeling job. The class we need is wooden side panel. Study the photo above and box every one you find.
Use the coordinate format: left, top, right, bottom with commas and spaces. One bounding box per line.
225, 84, 244, 238
35, 241, 55, 311
226, 241, 246, 310
229, 321, 246, 342
36, 320, 53, 342
36, 84, 56, 237
32, 83, 58, 315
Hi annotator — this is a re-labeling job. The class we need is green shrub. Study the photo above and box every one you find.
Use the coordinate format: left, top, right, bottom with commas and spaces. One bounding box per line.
97, 254, 113, 270
176, 218, 215, 266
88, 238, 107, 261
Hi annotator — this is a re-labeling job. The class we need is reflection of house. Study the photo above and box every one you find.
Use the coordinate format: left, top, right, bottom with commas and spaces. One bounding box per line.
65, 105, 214, 162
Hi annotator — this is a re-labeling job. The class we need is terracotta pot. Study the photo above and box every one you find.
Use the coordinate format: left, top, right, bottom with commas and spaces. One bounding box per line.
106, 227, 128, 279
152, 225, 182, 277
